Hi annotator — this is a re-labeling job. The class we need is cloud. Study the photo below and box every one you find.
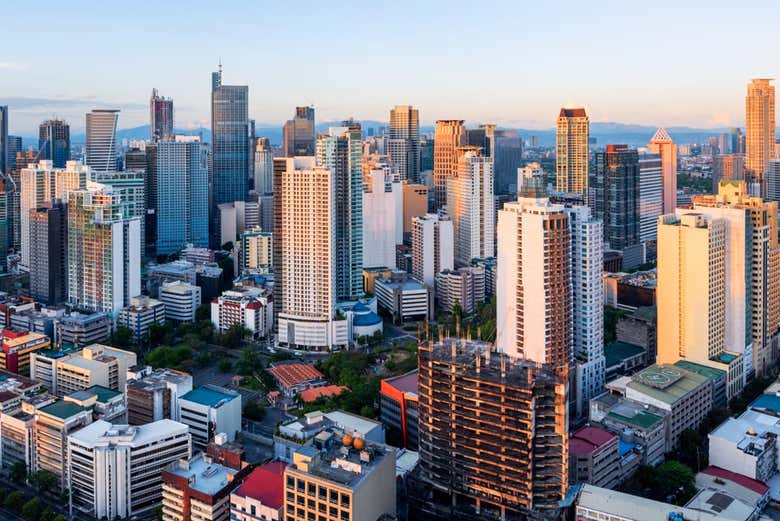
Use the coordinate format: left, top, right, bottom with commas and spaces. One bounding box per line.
0, 96, 146, 112
0, 62, 27, 71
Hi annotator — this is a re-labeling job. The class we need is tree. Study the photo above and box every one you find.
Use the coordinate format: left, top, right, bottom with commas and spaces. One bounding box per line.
40, 508, 55, 521
21, 497, 41, 521
109, 325, 135, 348
4, 491, 23, 513
28, 470, 57, 494
195, 304, 211, 322
657, 460, 696, 505
217, 323, 249, 348
53, 516, 67, 521
679, 429, 707, 472
148, 322, 174, 347
9, 461, 26, 483
243, 400, 266, 421
235, 348, 262, 376
217, 358, 233, 373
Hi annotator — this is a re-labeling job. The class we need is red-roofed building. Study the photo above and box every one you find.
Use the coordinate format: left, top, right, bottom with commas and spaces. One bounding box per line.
380, 370, 419, 449
267, 363, 326, 397
211, 288, 273, 340
231, 462, 287, 521
299, 385, 347, 403
569, 425, 620, 489
699, 465, 770, 496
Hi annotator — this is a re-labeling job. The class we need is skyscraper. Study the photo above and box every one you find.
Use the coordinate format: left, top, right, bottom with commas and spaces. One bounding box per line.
768, 160, 780, 202
29, 200, 67, 305
411, 214, 454, 287
92, 170, 146, 259
362, 163, 403, 269
387, 105, 420, 182
494, 128, 523, 195
316, 124, 363, 300
712, 155, 745, 193
446, 147, 494, 266
211, 65, 250, 245
0, 187, 9, 272
593, 145, 640, 251
155, 140, 209, 255
85, 109, 119, 173
647, 127, 678, 214
67, 182, 141, 315
746, 79, 775, 188
638, 154, 663, 242
433, 120, 465, 210
39, 119, 71, 168
0, 106, 7, 175
253, 137, 273, 195
556, 108, 589, 196
282, 106, 315, 157
6, 136, 21, 173
150, 88, 174, 142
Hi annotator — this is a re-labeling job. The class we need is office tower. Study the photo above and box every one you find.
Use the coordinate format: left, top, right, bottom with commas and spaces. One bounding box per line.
494, 129, 523, 194
149, 88, 174, 142
446, 147, 494, 266
718, 133, 731, 155
420, 134, 434, 171
29, 200, 67, 304
496, 196, 572, 376
676, 181, 780, 379
38, 119, 71, 167
433, 120, 465, 210
466, 124, 496, 159
712, 154, 745, 194
0, 106, 7, 175
68, 419, 191, 519
179, 385, 241, 449
731, 127, 743, 155
638, 154, 663, 242
85, 109, 119, 173
124, 146, 147, 171
647, 127, 678, 213
745, 79, 775, 187
93, 170, 146, 258
20, 160, 87, 268
363, 164, 403, 269
155, 140, 209, 254
67, 182, 141, 314
412, 337, 567, 519
593, 145, 640, 250
254, 137, 273, 195
769, 160, 780, 201
211, 65, 250, 245
388, 105, 420, 181
275, 157, 347, 350
6, 136, 21, 173
411, 214, 454, 287
317, 124, 363, 300
402, 183, 428, 235
282, 106, 315, 156
556, 108, 589, 195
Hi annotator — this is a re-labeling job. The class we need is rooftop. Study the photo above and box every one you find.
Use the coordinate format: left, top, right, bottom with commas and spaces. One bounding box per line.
576, 484, 721, 521
630, 305, 656, 322
674, 360, 726, 381
232, 461, 287, 508
750, 394, 780, 416
127, 367, 192, 391
299, 385, 347, 403
382, 370, 418, 397
86, 385, 122, 403
700, 466, 769, 496
291, 434, 391, 488
0, 370, 39, 393
605, 398, 665, 430
39, 400, 87, 420
627, 364, 709, 406
604, 342, 645, 368
267, 363, 325, 389
181, 385, 239, 408
70, 418, 189, 446
569, 425, 617, 456
165, 454, 240, 496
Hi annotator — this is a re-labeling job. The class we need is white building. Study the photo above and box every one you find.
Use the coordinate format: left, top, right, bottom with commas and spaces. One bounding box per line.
447, 147, 494, 266
67, 419, 191, 519
638, 154, 663, 242
117, 295, 165, 343
85, 109, 119, 174
240, 226, 272, 273
159, 280, 201, 322
219, 200, 260, 248
411, 213, 454, 287
178, 385, 241, 450
375, 271, 432, 323
362, 164, 403, 269
435, 266, 486, 314
211, 287, 273, 339
254, 137, 274, 195
709, 410, 779, 483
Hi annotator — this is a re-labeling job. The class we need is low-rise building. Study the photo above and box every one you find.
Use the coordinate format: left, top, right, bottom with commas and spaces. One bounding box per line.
0, 328, 51, 376
604, 341, 647, 381
363, 267, 392, 294
569, 425, 620, 489
35, 399, 93, 488
380, 370, 419, 450
211, 287, 273, 339
616, 306, 657, 363
68, 419, 191, 519
64, 385, 126, 422
32, 344, 137, 397
159, 280, 201, 322
696, 465, 770, 514
709, 414, 779, 483
126, 366, 193, 424
117, 295, 165, 343
54, 311, 113, 348
375, 271, 432, 323
434, 266, 486, 314
0, 370, 42, 412
231, 461, 287, 521
675, 359, 728, 409
267, 362, 327, 397
179, 385, 242, 450
146, 260, 197, 297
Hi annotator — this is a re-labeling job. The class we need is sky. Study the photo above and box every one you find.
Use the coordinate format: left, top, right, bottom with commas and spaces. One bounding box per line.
2, 0, 779, 135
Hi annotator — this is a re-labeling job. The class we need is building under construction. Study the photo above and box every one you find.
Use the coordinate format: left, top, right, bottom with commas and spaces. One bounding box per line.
408, 335, 568, 521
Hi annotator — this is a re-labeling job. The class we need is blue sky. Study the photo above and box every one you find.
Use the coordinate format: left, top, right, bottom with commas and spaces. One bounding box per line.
2, 0, 778, 134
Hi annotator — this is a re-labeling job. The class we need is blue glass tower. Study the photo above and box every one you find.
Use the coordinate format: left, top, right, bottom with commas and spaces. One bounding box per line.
39, 119, 71, 168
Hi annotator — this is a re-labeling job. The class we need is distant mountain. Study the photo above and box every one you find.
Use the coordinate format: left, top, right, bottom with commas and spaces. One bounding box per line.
70, 125, 211, 144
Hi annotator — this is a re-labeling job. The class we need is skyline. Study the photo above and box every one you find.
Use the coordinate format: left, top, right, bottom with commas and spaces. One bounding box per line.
2, 1, 780, 134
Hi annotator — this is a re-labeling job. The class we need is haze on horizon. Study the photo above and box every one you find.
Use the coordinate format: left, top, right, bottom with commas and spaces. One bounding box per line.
1, 0, 778, 135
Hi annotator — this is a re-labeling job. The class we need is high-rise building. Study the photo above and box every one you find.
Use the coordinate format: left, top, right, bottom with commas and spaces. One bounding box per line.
647, 127, 678, 213
85, 109, 119, 173
35, 399, 93, 489
768, 160, 780, 202
211, 65, 250, 245
593, 145, 640, 251
0, 106, 7, 175
6, 136, 22, 173
363, 164, 403, 269
0, 187, 9, 271
411, 337, 568, 520
638, 154, 663, 242
745, 79, 775, 188
67, 182, 141, 315
731, 127, 744, 155
556, 108, 589, 195
494, 128, 524, 195
388, 105, 420, 182
411, 213, 454, 287
93, 170, 146, 258
29, 200, 67, 304
20, 160, 88, 268
433, 120, 465, 210
496, 196, 572, 376
282, 106, 315, 157
38, 119, 71, 168
275, 157, 347, 350
402, 183, 428, 235
316, 124, 364, 300
155, 140, 209, 255
254, 137, 273, 195
240, 227, 273, 272
446, 147, 494, 266
713, 154, 745, 193
149, 88, 174, 142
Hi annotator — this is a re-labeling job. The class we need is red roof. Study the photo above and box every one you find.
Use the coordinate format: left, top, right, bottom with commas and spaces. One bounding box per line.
234, 462, 287, 508
559, 108, 587, 118
267, 363, 324, 389
701, 466, 769, 495
569, 425, 617, 456
382, 371, 418, 396
299, 385, 347, 403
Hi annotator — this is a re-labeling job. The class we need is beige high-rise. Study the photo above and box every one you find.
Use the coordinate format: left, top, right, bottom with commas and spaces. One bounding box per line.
556, 108, 589, 195
388, 105, 420, 181
433, 120, 464, 210
746, 79, 776, 186
647, 128, 677, 214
